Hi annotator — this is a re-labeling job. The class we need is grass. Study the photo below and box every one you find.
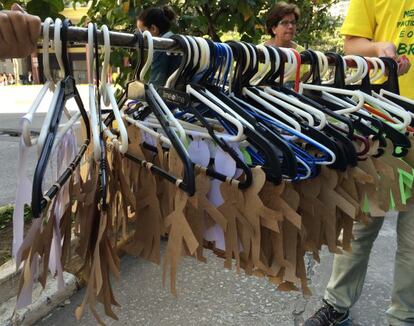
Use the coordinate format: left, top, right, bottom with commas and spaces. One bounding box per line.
0, 204, 31, 230
0, 204, 32, 266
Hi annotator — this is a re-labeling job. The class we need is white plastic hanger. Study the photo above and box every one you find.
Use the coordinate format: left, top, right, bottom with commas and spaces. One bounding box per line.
141, 30, 187, 143
280, 47, 297, 80
264, 87, 327, 130
250, 44, 271, 86
122, 108, 172, 146
366, 57, 385, 82
362, 92, 411, 130
139, 31, 154, 81
364, 56, 379, 82
253, 46, 327, 130
377, 88, 414, 107
193, 37, 209, 75
314, 51, 329, 79
99, 25, 128, 154
343, 55, 366, 84
186, 84, 247, 142
21, 17, 55, 147
346, 56, 411, 129
238, 45, 303, 131
373, 90, 414, 121
299, 82, 365, 115
318, 55, 411, 129
165, 34, 192, 88
243, 87, 302, 131
87, 22, 101, 161
251, 44, 280, 86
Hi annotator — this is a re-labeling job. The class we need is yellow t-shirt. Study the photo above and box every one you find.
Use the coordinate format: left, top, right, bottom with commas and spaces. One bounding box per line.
341, 0, 414, 99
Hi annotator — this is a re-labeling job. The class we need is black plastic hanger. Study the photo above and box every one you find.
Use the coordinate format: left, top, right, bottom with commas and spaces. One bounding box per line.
205, 85, 287, 183
125, 84, 196, 195
103, 30, 145, 127
236, 45, 352, 171
317, 53, 410, 157
31, 19, 91, 218
371, 57, 400, 94
158, 36, 280, 184
184, 101, 253, 189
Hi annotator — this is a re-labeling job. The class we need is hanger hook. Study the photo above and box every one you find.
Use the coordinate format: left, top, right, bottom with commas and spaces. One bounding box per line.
101, 25, 111, 106
223, 43, 234, 91
61, 19, 72, 77
344, 55, 366, 84
314, 51, 329, 78
140, 30, 154, 81
281, 48, 297, 80
42, 17, 55, 87
53, 18, 64, 79
251, 44, 270, 85
87, 22, 94, 85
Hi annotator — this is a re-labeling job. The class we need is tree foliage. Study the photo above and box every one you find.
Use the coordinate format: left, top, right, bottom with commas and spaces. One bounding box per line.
72, 0, 340, 46
4, 0, 342, 85
0, 0, 65, 19
1, 0, 341, 45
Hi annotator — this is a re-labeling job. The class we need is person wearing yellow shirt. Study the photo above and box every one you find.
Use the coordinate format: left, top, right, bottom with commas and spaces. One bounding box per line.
304, 1, 414, 326
341, 0, 412, 99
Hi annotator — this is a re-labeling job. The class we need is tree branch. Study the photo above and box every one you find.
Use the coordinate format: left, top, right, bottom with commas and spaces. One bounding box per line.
201, 3, 221, 42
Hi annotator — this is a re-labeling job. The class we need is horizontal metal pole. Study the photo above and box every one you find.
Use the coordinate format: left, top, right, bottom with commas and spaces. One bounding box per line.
41, 23, 182, 53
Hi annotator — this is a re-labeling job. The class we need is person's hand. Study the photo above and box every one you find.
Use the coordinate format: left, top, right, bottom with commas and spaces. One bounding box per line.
374, 41, 411, 76
396, 55, 411, 76
374, 41, 397, 59
0, 4, 41, 59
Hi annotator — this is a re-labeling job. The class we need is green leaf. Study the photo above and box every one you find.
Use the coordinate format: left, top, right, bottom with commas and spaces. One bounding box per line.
26, 0, 64, 19
238, 1, 254, 22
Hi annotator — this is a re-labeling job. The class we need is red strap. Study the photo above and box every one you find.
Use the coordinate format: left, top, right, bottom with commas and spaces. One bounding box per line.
364, 104, 414, 132
290, 48, 302, 92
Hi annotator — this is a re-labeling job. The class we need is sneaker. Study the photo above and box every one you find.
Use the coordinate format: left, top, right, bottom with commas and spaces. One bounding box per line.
304, 300, 351, 326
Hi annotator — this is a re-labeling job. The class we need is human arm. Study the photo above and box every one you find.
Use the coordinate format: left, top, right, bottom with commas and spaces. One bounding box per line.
344, 36, 411, 75
0, 4, 41, 59
344, 36, 397, 58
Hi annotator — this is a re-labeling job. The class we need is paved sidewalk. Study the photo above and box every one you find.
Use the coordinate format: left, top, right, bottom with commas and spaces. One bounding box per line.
36, 216, 396, 326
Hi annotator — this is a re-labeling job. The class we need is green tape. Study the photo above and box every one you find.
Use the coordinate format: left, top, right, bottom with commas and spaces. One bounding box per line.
363, 193, 370, 213
390, 189, 396, 210
397, 168, 414, 204
240, 147, 252, 165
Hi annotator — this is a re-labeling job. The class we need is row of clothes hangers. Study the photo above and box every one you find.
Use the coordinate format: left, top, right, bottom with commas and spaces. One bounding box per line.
22, 18, 414, 221
13, 18, 414, 321
108, 30, 414, 196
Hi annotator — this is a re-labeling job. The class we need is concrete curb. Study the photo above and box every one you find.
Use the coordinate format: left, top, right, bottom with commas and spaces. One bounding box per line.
0, 260, 20, 304
0, 261, 79, 326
